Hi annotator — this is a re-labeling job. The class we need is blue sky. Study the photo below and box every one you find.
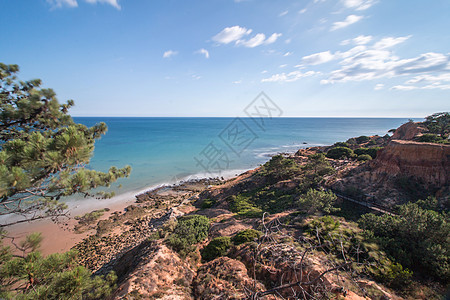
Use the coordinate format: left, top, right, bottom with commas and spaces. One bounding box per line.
1, 0, 449, 117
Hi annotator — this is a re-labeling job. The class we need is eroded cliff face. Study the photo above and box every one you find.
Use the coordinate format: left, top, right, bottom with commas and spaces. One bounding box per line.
372, 140, 449, 187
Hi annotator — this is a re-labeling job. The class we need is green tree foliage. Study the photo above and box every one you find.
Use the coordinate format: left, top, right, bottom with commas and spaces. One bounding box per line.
201, 236, 231, 262
0, 232, 116, 299
423, 112, 449, 138
259, 155, 300, 182
298, 189, 339, 214
231, 229, 263, 245
416, 133, 449, 144
354, 147, 382, 159
359, 200, 450, 281
332, 142, 350, 148
326, 146, 354, 159
166, 215, 210, 257
355, 135, 371, 144
357, 154, 372, 161
0, 63, 131, 227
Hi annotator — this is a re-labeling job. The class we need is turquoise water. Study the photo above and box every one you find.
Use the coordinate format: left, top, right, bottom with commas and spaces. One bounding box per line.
74, 117, 412, 197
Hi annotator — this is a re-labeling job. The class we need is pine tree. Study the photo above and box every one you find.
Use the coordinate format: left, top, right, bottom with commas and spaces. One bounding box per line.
0, 63, 131, 227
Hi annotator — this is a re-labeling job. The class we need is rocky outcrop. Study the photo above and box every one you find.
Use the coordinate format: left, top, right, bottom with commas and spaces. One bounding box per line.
113, 242, 195, 299
391, 122, 425, 140
372, 140, 450, 187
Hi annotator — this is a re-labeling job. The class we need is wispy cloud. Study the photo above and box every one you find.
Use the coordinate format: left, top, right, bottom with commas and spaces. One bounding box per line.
163, 50, 178, 58
279, 10, 288, 17
374, 84, 384, 90
85, 0, 120, 9
341, 0, 377, 11
341, 35, 373, 45
196, 48, 210, 59
331, 15, 363, 31
213, 26, 281, 48
301, 51, 335, 65
47, 0, 78, 8
262, 71, 317, 83
47, 0, 121, 9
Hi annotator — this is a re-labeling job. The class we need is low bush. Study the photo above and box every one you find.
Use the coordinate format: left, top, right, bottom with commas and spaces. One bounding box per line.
166, 215, 210, 257
326, 147, 354, 159
354, 147, 382, 159
259, 155, 300, 181
298, 189, 339, 214
201, 198, 216, 209
357, 154, 372, 161
332, 142, 349, 148
417, 133, 449, 144
355, 135, 371, 144
232, 229, 263, 245
201, 236, 231, 261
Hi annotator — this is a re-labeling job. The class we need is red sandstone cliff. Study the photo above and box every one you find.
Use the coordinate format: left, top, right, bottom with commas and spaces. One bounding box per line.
372, 140, 449, 187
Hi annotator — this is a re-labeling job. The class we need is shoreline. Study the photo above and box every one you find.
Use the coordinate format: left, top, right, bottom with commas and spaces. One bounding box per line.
3, 167, 253, 256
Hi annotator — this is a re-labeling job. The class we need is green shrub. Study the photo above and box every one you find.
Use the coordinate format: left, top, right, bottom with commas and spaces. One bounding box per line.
228, 194, 263, 218
201, 236, 231, 262
417, 133, 448, 143
307, 216, 340, 236
332, 142, 349, 148
259, 155, 300, 181
355, 135, 371, 144
357, 154, 372, 161
232, 229, 263, 245
166, 215, 210, 257
298, 189, 339, 214
201, 198, 216, 209
354, 147, 382, 159
326, 147, 354, 159
0, 233, 116, 299
377, 262, 413, 289
359, 201, 450, 281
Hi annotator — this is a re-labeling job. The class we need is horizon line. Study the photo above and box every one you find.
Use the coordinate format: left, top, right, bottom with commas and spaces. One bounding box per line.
71, 115, 424, 119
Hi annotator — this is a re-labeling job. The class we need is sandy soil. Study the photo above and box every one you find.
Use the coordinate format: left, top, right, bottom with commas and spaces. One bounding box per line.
4, 195, 137, 256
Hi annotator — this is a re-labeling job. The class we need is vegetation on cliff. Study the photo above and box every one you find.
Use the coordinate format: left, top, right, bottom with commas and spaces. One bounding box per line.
0, 63, 131, 227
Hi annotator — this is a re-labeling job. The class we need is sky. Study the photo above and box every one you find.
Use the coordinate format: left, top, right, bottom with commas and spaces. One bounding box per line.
1, 0, 449, 117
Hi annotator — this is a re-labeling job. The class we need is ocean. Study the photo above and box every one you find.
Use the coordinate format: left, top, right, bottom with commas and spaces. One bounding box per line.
73, 117, 412, 199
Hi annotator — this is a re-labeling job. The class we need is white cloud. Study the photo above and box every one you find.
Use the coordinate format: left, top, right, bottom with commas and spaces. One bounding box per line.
292, 35, 450, 90
331, 15, 363, 31
299, 8, 307, 14
48, 0, 120, 9
374, 83, 384, 90
279, 64, 288, 68
302, 51, 335, 65
262, 71, 317, 83
233, 80, 242, 84
265, 33, 282, 44
163, 50, 178, 58
261, 70, 268, 74
285, 38, 292, 44
47, 0, 78, 8
237, 33, 266, 47
213, 26, 252, 44
284, 52, 293, 56
279, 10, 288, 17
352, 35, 373, 45
374, 36, 411, 49
341, 0, 377, 11
85, 0, 120, 9
213, 26, 281, 48
196, 48, 210, 59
